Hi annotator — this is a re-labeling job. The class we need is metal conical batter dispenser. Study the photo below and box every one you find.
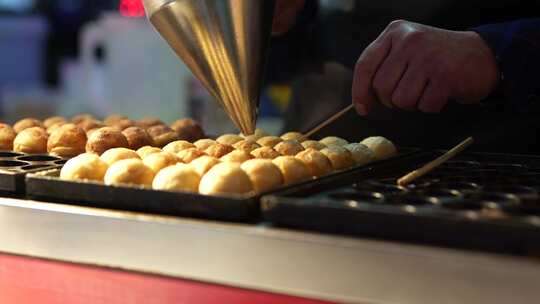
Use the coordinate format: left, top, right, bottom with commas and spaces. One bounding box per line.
144, 0, 276, 135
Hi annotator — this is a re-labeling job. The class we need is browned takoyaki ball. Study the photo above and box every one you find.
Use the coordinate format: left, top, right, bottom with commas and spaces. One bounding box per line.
13, 118, 44, 133
0, 123, 16, 150
171, 118, 205, 142
71, 114, 95, 125
204, 143, 234, 158
78, 119, 106, 132
122, 127, 155, 150
146, 125, 179, 147
13, 127, 48, 154
47, 124, 87, 158
274, 140, 305, 156
250, 146, 281, 160
296, 148, 333, 177
137, 117, 165, 129
43, 116, 67, 129
233, 140, 261, 154
104, 114, 128, 126
85, 127, 129, 155
177, 147, 207, 163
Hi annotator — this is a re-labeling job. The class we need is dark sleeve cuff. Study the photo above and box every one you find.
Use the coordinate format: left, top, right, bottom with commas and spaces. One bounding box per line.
471, 19, 540, 112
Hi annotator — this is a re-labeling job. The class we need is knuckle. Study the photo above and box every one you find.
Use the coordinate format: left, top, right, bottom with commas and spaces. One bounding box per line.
403, 29, 426, 45
387, 19, 407, 30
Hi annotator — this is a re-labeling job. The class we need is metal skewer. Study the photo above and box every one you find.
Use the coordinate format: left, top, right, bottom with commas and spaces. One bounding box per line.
301, 104, 355, 140
397, 137, 475, 187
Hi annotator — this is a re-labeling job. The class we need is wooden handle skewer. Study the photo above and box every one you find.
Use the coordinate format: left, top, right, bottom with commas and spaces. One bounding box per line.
302, 104, 355, 140
397, 137, 475, 187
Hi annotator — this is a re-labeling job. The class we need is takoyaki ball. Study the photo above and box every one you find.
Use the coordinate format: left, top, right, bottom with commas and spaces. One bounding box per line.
205, 143, 234, 158
136, 146, 162, 159
43, 116, 67, 129
272, 156, 312, 185
220, 150, 253, 163
137, 117, 165, 129
142, 151, 179, 173
301, 140, 326, 151
194, 139, 217, 151
78, 119, 105, 132
60, 153, 108, 182
104, 159, 155, 186
296, 148, 333, 177
71, 114, 95, 125
85, 127, 129, 155
319, 136, 349, 147
256, 136, 283, 148
320, 146, 355, 170
111, 119, 136, 131
190, 156, 220, 176
100, 147, 140, 166
281, 132, 305, 142
360, 136, 397, 160
104, 114, 128, 126
216, 134, 244, 146
147, 125, 179, 147
171, 118, 205, 142
47, 124, 87, 157
343, 143, 376, 166
163, 140, 195, 154
122, 127, 155, 150
13, 127, 48, 154
13, 118, 44, 133
233, 139, 261, 153
152, 164, 201, 193
274, 140, 305, 156
250, 146, 281, 160
177, 147, 206, 163
0, 123, 16, 150
199, 162, 253, 196
240, 159, 284, 193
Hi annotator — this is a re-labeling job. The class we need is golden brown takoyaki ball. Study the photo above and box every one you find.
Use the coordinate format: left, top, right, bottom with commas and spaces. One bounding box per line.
104, 159, 155, 186
296, 148, 333, 177
193, 139, 216, 151
216, 134, 244, 146
163, 140, 195, 154
272, 156, 312, 185
152, 164, 201, 193
274, 140, 305, 156
240, 128, 268, 141
281, 132, 306, 142
136, 146, 162, 159
13, 127, 48, 154
220, 150, 253, 163
320, 146, 356, 170
250, 146, 281, 160
60, 153, 108, 182
104, 114, 128, 126
319, 136, 349, 147
171, 118, 205, 142
136, 117, 165, 129
78, 119, 105, 132
0, 123, 16, 150
301, 140, 326, 151
71, 114, 95, 125
204, 143, 234, 158
199, 162, 253, 196
43, 116, 67, 129
122, 127, 155, 150
13, 118, 44, 133
146, 125, 179, 147
111, 119, 136, 131
46, 122, 68, 135
360, 136, 397, 160
85, 127, 129, 155
189, 156, 220, 176
343, 143, 376, 166
256, 136, 283, 148
177, 148, 207, 163
233, 139, 261, 153
47, 124, 87, 157
142, 151, 179, 173
240, 159, 284, 193
100, 147, 140, 166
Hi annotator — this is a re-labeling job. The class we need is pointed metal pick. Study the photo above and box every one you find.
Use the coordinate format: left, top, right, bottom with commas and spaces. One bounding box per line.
144, 0, 276, 135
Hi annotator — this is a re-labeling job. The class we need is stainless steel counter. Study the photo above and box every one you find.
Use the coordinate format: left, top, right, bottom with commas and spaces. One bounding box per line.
0, 197, 539, 304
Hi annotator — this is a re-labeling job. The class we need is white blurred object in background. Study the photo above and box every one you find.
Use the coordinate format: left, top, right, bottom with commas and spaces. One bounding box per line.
80, 12, 192, 122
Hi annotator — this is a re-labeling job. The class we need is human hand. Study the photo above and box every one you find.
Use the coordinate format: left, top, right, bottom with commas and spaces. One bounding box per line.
352, 20, 500, 115
272, 0, 305, 36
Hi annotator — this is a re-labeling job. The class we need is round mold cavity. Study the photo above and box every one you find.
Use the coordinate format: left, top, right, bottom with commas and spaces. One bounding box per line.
481, 163, 528, 174
418, 188, 462, 199
392, 195, 440, 206
444, 160, 481, 168
355, 183, 408, 196
482, 185, 538, 199
467, 192, 520, 205
427, 167, 465, 178
17, 155, 60, 162
436, 181, 481, 192
0, 160, 29, 168
0, 151, 24, 158
441, 199, 486, 211
329, 191, 385, 204
21, 164, 53, 171
436, 176, 470, 183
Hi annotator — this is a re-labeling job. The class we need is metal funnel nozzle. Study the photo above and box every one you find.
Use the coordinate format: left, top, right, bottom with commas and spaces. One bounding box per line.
144, 0, 276, 135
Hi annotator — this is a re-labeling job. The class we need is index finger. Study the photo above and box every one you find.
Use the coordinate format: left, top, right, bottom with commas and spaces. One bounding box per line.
352, 34, 392, 115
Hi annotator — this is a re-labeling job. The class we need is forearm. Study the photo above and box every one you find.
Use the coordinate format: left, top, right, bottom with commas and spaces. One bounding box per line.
472, 19, 540, 112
